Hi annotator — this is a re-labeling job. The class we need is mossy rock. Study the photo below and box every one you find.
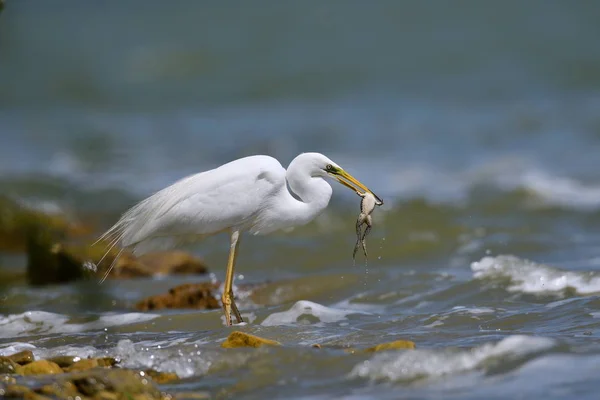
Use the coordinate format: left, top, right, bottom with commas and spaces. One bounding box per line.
20, 360, 63, 375
69, 368, 163, 399
36, 381, 80, 399
221, 331, 281, 349
47, 356, 81, 369
365, 340, 416, 352
0, 356, 23, 374
25, 227, 94, 286
7, 350, 35, 365
0, 196, 89, 253
143, 369, 179, 384
135, 282, 220, 311
64, 357, 117, 372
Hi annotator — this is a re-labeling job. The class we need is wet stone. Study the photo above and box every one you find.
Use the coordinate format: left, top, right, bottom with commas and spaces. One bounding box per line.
143, 369, 179, 384
0, 356, 22, 374
2, 384, 34, 398
1, 374, 17, 384
7, 350, 35, 365
47, 356, 81, 368
63, 357, 118, 372
20, 360, 63, 375
69, 369, 163, 399
221, 331, 281, 349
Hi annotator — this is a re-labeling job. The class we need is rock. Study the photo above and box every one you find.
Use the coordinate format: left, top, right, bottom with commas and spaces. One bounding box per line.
20, 360, 63, 375
221, 331, 281, 349
0, 196, 89, 254
7, 350, 35, 365
36, 381, 80, 399
0, 356, 22, 374
174, 393, 211, 400
135, 282, 220, 311
0, 268, 26, 287
1, 374, 16, 384
365, 340, 416, 352
64, 357, 117, 372
94, 391, 120, 400
143, 369, 179, 384
2, 385, 35, 398
47, 356, 81, 368
26, 235, 210, 285
69, 369, 163, 399
136, 251, 208, 276
26, 227, 94, 286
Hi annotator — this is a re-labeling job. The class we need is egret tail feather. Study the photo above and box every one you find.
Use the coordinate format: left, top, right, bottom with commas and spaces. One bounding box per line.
98, 248, 124, 284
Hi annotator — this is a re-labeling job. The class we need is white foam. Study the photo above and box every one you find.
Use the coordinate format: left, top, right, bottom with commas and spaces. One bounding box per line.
0, 311, 159, 339
350, 335, 556, 382
261, 300, 369, 327
471, 255, 600, 295
0, 338, 221, 379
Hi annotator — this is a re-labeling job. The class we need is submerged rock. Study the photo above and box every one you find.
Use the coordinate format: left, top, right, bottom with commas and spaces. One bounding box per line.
69, 369, 164, 399
365, 340, 416, 352
221, 331, 281, 348
143, 369, 179, 384
0, 356, 22, 374
0, 353, 182, 400
135, 282, 220, 311
36, 381, 80, 399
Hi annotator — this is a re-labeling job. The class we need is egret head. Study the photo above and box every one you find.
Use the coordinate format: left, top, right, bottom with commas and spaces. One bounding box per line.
296, 152, 383, 205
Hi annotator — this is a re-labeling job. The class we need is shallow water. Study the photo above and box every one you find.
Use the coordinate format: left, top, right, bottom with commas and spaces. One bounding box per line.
2, 1, 600, 399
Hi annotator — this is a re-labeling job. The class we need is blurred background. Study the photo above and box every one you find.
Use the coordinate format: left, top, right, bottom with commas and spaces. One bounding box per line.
2, 0, 600, 280
2, 0, 600, 278
2, 0, 600, 208
3, 2, 600, 398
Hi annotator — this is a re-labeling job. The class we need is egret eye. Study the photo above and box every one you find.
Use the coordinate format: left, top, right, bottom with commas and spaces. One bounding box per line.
325, 164, 334, 172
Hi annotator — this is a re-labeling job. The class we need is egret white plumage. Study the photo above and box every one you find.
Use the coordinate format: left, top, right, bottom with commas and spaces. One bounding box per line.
97, 152, 382, 326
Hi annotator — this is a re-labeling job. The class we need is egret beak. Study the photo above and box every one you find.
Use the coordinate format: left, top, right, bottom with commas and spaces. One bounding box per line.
331, 169, 384, 205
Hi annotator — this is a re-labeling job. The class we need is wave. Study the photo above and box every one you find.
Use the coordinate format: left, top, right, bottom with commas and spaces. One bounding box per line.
0, 311, 158, 339
471, 255, 600, 295
261, 300, 370, 327
349, 335, 557, 383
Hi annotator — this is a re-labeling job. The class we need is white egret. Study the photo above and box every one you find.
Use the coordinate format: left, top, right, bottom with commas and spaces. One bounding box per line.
98, 152, 383, 326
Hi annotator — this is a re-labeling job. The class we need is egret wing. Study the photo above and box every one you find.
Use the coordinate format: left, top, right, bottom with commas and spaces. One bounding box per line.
101, 156, 285, 255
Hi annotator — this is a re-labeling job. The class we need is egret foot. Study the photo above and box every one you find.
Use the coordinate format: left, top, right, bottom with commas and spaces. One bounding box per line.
221, 291, 243, 326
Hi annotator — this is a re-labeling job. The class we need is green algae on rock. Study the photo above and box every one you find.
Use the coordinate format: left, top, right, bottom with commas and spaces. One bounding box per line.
365, 339, 416, 352
221, 331, 281, 349
20, 360, 63, 375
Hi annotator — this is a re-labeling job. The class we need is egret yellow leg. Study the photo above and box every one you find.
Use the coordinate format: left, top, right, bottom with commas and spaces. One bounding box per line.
222, 230, 243, 326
